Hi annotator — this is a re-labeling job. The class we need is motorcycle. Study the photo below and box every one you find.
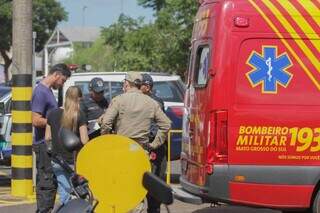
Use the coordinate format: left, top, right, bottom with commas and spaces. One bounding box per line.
51, 127, 173, 213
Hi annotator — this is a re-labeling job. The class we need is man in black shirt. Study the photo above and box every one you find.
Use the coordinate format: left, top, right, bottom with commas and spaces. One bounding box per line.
141, 73, 167, 213
81, 77, 109, 124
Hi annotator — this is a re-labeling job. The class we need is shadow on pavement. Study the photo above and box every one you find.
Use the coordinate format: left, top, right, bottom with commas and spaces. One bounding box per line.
193, 205, 280, 213
0, 165, 11, 187
0, 176, 10, 187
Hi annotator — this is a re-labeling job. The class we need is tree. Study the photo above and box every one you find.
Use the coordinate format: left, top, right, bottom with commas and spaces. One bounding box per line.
0, 0, 13, 79
102, 14, 161, 71
64, 38, 114, 72
101, 0, 198, 76
138, 0, 166, 12
0, 0, 67, 81
154, 0, 198, 76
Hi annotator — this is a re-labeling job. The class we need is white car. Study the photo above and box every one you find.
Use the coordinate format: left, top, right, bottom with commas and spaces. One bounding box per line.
62, 72, 185, 110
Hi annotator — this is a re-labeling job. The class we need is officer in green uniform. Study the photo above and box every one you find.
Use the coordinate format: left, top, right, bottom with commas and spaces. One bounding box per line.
100, 71, 171, 153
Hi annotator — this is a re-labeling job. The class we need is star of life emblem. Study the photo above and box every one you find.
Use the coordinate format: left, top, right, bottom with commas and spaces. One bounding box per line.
246, 46, 293, 94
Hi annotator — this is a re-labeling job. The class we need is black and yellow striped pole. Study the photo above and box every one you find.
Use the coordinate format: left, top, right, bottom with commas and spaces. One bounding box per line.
11, 0, 33, 197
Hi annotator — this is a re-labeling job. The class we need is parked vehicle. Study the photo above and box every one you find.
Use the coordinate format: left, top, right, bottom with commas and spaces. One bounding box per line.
0, 86, 12, 165
0, 78, 44, 165
57, 128, 173, 213
62, 72, 185, 160
0, 72, 185, 165
176, 0, 320, 212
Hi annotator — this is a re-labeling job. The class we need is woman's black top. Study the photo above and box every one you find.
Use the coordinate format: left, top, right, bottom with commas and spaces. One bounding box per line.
47, 108, 86, 164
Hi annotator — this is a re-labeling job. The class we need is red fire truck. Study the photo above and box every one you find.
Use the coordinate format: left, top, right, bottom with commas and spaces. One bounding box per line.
176, 0, 320, 212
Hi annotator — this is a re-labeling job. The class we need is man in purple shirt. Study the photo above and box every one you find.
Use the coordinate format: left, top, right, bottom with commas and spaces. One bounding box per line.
31, 63, 71, 213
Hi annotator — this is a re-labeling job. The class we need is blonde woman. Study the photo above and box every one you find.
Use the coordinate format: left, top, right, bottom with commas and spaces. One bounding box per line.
45, 86, 88, 205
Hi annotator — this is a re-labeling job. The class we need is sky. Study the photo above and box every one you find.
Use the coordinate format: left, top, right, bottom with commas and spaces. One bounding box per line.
58, 0, 154, 28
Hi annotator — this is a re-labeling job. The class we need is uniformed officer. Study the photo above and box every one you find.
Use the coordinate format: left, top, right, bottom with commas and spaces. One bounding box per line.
141, 73, 164, 111
141, 73, 167, 213
81, 77, 108, 125
100, 71, 171, 154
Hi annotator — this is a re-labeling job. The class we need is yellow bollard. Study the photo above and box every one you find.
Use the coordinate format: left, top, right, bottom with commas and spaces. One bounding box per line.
11, 77, 33, 197
166, 130, 183, 185
167, 131, 171, 184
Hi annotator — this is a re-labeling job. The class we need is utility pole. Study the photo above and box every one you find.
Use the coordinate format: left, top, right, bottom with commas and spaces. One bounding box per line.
11, 0, 33, 197
82, 6, 87, 27
120, 0, 124, 14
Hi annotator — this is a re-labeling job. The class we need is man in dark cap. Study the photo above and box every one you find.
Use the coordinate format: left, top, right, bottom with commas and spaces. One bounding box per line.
81, 77, 109, 125
141, 73, 167, 213
140, 73, 164, 111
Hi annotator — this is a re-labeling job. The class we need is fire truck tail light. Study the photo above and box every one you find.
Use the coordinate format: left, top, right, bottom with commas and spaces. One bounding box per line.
207, 110, 228, 166
205, 164, 214, 175
216, 110, 228, 163
207, 112, 216, 164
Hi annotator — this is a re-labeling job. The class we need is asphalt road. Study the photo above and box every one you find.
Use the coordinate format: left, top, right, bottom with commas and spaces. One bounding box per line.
0, 202, 282, 213
0, 165, 283, 213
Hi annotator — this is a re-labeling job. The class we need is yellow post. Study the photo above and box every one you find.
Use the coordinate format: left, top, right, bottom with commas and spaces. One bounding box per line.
11, 0, 33, 197
166, 130, 183, 185
166, 131, 171, 184
11, 82, 33, 197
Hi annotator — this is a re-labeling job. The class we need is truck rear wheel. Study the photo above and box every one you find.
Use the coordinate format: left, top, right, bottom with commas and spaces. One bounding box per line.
283, 188, 320, 213
312, 189, 320, 213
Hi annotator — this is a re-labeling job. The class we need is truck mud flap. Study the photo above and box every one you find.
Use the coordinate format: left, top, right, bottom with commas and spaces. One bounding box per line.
172, 185, 203, 205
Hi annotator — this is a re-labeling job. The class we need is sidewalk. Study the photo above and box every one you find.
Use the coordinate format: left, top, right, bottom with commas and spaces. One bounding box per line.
0, 171, 35, 209
0, 203, 36, 213
0, 186, 35, 208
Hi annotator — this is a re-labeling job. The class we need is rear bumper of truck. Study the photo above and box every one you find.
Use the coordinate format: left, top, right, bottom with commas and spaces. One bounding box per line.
172, 185, 203, 204
173, 176, 211, 204
177, 165, 232, 204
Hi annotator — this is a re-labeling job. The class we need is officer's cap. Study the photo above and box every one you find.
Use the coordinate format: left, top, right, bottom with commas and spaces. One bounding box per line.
141, 73, 154, 87
89, 77, 105, 93
124, 72, 142, 83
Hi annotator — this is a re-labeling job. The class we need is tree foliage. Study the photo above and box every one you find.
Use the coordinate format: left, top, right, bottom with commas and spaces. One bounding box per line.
0, 0, 13, 77
138, 0, 166, 11
33, 0, 68, 52
64, 39, 114, 72
0, 0, 12, 52
154, 0, 198, 76
102, 14, 160, 71
101, 0, 198, 77
0, 0, 67, 80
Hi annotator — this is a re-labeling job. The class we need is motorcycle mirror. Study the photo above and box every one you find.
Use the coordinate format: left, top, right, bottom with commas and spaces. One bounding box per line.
59, 128, 82, 152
